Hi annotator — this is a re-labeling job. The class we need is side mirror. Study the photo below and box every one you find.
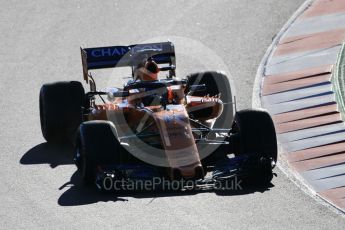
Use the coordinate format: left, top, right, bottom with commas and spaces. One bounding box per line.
188, 84, 206, 93
107, 88, 129, 101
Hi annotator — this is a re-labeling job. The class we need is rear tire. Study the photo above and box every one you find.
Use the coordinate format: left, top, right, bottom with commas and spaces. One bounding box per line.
187, 71, 234, 165
231, 109, 277, 183
75, 121, 122, 184
39, 81, 84, 143
186, 71, 234, 128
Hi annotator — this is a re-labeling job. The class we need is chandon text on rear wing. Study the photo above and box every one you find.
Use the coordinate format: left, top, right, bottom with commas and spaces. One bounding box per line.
80, 42, 176, 81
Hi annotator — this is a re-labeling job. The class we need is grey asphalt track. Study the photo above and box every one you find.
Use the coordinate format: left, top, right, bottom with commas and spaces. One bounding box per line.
1, 0, 345, 229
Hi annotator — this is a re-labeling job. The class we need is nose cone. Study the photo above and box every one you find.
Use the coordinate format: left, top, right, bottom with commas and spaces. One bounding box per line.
171, 165, 205, 180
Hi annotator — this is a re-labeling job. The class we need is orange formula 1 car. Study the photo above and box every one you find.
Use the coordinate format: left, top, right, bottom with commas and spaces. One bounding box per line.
39, 42, 277, 191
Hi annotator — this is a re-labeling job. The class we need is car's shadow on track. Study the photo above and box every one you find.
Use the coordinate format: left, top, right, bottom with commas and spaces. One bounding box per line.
58, 171, 275, 206
58, 172, 127, 206
20, 142, 275, 206
20, 142, 74, 168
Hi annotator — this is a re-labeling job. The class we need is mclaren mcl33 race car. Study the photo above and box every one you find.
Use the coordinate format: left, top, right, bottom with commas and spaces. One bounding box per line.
39, 42, 277, 191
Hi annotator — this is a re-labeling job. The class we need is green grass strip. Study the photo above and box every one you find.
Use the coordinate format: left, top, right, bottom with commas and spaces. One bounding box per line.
332, 42, 345, 120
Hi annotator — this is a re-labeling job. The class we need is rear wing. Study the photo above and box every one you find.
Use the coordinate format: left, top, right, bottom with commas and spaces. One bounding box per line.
81, 42, 175, 82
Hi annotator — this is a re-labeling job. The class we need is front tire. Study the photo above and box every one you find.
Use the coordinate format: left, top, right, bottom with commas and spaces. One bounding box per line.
231, 109, 277, 182
75, 121, 122, 184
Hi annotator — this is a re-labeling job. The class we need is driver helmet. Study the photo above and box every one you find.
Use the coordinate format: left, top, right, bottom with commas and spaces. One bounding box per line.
135, 59, 160, 81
